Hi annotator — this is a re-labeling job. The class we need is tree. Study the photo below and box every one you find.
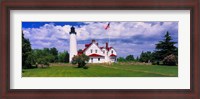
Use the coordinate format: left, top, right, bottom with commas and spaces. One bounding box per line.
58, 52, 65, 63
136, 56, 139, 62
139, 51, 152, 63
117, 57, 126, 62
44, 48, 50, 52
71, 54, 89, 68
50, 47, 58, 62
125, 55, 135, 61
64, 51, 69, 63
58, 51, 69, 63
22, 32, 32, 69
154, 31, 178, 61
32, 49, 54, 67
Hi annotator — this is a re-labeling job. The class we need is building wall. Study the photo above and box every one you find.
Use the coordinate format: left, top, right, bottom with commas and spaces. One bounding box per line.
84, 42, 117, 63
88, 57, 105, 63
108, 48, 117, 56
101, 48, 109, 62
110, 57, 117, 62
101, 48, 108, 56
84, 43, 104, 56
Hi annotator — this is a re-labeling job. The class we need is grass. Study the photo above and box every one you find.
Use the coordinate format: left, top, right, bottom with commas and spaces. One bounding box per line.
22, 63, 178, 77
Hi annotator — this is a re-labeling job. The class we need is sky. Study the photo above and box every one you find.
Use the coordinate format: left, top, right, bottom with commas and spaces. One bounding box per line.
22, 22, 178, 58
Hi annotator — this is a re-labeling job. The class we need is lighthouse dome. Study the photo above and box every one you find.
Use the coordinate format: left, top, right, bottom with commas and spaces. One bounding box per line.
70, 26, 76, 34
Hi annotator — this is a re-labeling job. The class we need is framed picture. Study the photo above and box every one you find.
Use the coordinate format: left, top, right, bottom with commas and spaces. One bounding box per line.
1, 0, 199, 99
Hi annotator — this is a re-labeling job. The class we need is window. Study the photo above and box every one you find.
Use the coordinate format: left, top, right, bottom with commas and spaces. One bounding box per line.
98, 58, 100, 61
95, 49, 97, 53
103, 50, 105, 54
111, 50, 113, 54
91, 49, 93, 53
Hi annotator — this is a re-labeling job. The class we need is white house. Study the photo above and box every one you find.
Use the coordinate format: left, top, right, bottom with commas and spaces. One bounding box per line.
78, 40, 117, 63
69, 26, 117, 63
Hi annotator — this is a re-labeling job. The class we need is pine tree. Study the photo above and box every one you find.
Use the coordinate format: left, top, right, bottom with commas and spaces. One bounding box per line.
154, 31, 178, 61
139, 51, 152, 63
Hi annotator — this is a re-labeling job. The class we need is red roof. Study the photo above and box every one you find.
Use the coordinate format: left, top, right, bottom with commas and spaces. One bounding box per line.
100, 47, 104, 49
110, 54, 117, 57
100, 47, 112, 51
82, 43, 92, 52
81, 40, 113, 53
89, 54, 104, 57
85, 43, 91, 47
78, 51, 83, 55
107, 47, 113, 51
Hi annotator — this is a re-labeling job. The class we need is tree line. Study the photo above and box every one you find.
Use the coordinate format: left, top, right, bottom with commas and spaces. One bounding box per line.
22, 33, 69, 69
23, 31, 177, 69
117, 31, 178, 66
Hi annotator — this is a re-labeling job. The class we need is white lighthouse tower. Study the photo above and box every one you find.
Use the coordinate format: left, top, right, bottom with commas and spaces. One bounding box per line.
69, 26, 77, 62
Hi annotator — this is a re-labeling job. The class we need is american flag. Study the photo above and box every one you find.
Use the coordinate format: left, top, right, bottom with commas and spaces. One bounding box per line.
105, 22, 110, 30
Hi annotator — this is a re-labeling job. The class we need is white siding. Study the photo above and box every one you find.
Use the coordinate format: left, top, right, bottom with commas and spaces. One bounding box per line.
108, 48, 117, 62
89, 57, 105, 63
83, 42, 117, 63
101, 48, 107, 56
108, 48, 117, 56
110, 57, 117, 62
84, 43, 104, 56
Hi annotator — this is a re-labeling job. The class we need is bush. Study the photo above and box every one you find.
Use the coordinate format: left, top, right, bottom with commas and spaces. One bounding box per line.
163, 54, 177, 66
71, 54, 89, 68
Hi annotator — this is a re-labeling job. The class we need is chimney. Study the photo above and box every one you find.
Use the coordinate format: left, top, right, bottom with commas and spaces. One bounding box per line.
106, 42, 108, 49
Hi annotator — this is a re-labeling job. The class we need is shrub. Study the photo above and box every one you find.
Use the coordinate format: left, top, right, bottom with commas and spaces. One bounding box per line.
71, 54, 89, 68
163, 54, 177, 66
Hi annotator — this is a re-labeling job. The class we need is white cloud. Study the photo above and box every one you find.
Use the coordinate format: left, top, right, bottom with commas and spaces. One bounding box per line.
23, 23, 71, 51
23, 22, 178, 57
74, 22, 178, 40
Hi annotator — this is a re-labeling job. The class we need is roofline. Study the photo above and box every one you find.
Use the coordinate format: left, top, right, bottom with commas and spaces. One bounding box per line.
89, 54, 105, 57
83, 41, 103, 53
108, 47, 117, 53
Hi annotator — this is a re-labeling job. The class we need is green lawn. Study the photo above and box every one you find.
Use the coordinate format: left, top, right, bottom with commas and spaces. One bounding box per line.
22, 63, 178, 77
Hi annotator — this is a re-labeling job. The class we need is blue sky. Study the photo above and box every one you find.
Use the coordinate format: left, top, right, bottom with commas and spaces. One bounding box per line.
22, 22, 178, 58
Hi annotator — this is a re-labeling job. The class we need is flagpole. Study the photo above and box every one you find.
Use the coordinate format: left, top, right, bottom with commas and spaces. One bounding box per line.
108, 29, 110, 64
108, 23, 110, 63
105, 22, 111, 63
109, 29, 110, 48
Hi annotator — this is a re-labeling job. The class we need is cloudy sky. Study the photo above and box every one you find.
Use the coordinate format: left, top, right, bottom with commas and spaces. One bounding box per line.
22, 22, 178, 58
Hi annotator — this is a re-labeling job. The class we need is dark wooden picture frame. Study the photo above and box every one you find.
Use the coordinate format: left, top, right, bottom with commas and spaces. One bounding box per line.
0, 0, 199, 99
